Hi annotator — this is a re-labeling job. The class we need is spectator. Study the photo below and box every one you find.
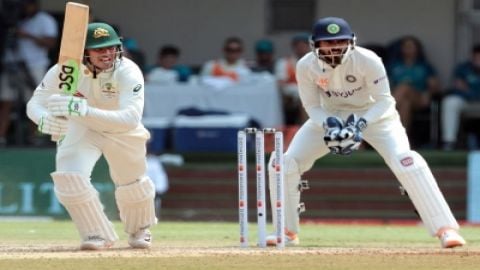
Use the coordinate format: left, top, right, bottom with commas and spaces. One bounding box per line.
387, 36, 441, 136
441, 44, 480, 150
274, 33, 311, 125
147, 45, 192, 84
250, 39, 275, 74
0, 0, 57, 146
200, 37, 252, 83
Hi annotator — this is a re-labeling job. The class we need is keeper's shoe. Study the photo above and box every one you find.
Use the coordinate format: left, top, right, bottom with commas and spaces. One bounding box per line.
266, 229, 299, 247
128, 228, 152, 249
437, 228, 466, 248
80, 236, 113, 250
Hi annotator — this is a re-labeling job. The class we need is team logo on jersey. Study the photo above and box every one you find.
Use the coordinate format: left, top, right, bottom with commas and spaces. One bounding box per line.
346, 75, 356, 83
327, 24, 340, 34
100, 80, 117, 99
400, 156, 414, 167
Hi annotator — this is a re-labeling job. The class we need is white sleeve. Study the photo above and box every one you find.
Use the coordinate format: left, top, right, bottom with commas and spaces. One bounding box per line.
26, 65, 60, 125
361, 56, 396, 124
76, 65, 145, 133
200, 60, 214, 77
274, 59, 288, 81
296, 59, 329, 127
40, 13, 58, 38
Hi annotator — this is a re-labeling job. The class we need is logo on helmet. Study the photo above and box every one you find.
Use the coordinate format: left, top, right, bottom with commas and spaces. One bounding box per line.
327, 24, 340, 34
93, 27, 110, 39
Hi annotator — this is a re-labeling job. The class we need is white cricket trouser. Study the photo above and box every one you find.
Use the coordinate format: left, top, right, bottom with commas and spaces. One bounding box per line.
56, 123, 148, 185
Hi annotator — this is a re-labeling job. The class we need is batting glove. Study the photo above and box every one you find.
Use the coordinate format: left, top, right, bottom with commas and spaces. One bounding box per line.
47, 94, 89, 117
38, 113, 68, 136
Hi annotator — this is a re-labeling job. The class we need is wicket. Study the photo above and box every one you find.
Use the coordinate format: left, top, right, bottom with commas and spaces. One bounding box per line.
237, 127, 285, 248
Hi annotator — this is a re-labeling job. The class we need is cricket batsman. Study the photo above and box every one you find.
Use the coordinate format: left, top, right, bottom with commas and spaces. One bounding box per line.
266, 17, 466, 248
26, 22, 157, 250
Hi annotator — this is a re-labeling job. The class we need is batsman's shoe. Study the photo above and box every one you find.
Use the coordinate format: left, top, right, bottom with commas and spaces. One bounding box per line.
128, 228, 152, 249
80, 236, 113, 250
438, 228, 466, 248
265, 230, 299, 247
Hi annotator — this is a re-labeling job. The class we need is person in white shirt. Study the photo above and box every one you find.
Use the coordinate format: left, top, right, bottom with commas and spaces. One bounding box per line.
200, 37, 252, 83
26, 22, 156, 250
266, 17, 465, 249
0, 0, 58, 146
147, 45, 191, 84
274, 33, 311, 124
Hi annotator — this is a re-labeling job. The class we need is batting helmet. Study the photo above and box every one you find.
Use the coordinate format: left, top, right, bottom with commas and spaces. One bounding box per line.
85, 22, 122, 49
311, 17, 354, 42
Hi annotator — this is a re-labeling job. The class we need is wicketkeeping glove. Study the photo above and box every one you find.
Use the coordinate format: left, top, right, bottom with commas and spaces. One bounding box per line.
337, 114, 367, 155
323, 116, 344, 154
47, 94, 89, 117
37, 113, 68, 136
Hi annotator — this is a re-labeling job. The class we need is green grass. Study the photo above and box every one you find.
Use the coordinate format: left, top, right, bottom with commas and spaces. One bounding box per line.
179, 150, 470, 168
1, 221, 480, 269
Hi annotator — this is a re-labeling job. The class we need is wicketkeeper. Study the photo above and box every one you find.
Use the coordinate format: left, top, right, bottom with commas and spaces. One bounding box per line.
266, 17, 466, 248
26, 22, 157, 250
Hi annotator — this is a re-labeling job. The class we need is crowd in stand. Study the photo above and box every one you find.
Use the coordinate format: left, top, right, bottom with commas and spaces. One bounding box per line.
1, 1, 479, 150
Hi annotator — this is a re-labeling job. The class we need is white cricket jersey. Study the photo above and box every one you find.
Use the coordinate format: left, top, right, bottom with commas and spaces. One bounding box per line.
296, 47, 396, 126
27, 57, 149, 138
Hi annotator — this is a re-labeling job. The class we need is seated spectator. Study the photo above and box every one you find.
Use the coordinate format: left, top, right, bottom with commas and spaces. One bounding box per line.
250, 39, 275, 74
441, 44, 480, 150
200, 37, 252, 84
274, 33, 311, 125
147, 45, 192, 84
387, 36, 441, 136
0, 0, 58, 146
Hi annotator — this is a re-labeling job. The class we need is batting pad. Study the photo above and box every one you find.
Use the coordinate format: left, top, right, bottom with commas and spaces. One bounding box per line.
389, 151, 459, 235
268, 153, 301, 234
115, 177, 157, 234
51, 172, 118, 243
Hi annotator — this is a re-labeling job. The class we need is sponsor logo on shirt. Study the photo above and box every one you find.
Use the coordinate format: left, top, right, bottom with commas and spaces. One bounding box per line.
325, 86, 363, 98
316, 78, 329, 89
373, 75, 387, 84
133, 84, 142, 92
400, 156, 414, 167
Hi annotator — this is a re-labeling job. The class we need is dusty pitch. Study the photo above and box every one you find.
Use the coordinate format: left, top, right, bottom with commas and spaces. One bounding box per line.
1, 244, 479, 259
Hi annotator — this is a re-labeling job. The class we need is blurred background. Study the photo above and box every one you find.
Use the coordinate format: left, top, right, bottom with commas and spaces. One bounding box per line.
1, 0, 480, 226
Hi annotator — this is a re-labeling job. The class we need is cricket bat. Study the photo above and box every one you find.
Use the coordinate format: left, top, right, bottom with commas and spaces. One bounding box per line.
53, 2, 89, 141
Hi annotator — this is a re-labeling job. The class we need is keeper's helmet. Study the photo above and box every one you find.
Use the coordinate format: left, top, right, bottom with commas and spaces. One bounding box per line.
85, 22, 122, 49
311, 17, 356, 66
